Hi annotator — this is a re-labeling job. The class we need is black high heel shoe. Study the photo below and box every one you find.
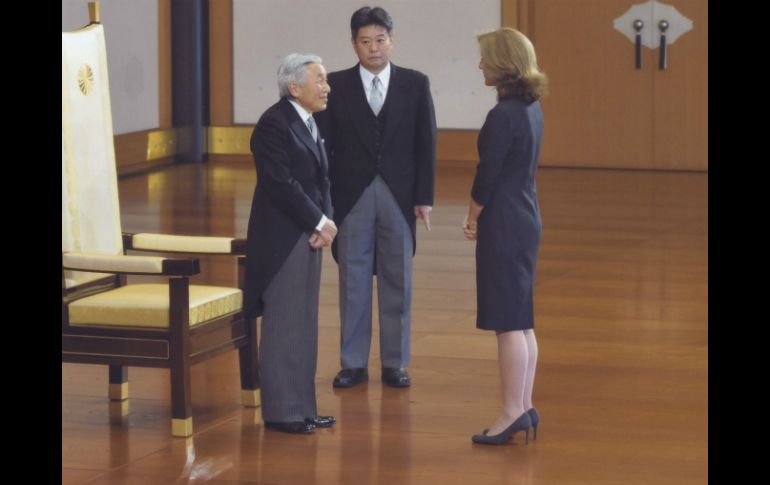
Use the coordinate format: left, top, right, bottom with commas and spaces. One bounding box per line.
527, 408, 539, 441
472, 412, 532, 445
483, 408, 540, 440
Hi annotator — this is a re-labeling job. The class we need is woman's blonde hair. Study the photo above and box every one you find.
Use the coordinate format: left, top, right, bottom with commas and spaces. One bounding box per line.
477, 27, 547, 102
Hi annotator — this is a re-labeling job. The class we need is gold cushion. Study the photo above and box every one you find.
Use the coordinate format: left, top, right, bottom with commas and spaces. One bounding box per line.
63, 252, 166, 274
132, 233, 234, 254
68, 284, 242, 328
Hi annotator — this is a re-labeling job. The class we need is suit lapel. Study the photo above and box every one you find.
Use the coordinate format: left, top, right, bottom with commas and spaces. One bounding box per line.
342, 66, 376, 157
380, 64, 407, 149
282, 99, 322, 163
318, 136, 329, 172
294, 119, 322, 163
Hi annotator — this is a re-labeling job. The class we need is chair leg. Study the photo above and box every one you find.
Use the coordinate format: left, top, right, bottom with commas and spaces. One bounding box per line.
169, 278, 193, 437
108, 365, 128, 401
239, 317, 260, 407
170, 355, 193, 437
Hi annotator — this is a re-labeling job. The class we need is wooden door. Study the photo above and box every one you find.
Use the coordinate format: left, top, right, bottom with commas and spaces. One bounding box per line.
652, 0, 707, 170
525, 0, 707, 170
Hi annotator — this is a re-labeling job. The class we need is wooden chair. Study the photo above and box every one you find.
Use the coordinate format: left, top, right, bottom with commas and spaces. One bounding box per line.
62, 6, 258, 437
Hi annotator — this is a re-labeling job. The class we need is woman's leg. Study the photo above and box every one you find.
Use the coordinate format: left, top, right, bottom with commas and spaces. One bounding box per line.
523, 329, 538, 410
485, 329, 528, 435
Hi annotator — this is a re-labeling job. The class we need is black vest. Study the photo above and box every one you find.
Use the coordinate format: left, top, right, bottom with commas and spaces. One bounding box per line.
368, 103, 388, 171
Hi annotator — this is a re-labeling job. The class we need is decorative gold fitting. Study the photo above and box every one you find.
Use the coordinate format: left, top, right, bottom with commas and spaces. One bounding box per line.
242, 389, 260, 407
88, 1, 101, 24
172, 417, 193, 437
109, 382, 129, 401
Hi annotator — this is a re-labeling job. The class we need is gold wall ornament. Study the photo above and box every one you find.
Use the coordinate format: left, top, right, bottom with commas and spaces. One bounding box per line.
78, 64, 95, 95
207, 126, 252, 155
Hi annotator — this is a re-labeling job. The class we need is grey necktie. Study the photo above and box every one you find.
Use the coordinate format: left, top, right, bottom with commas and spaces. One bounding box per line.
369, 76, 383, 116
306, 116, 318, 142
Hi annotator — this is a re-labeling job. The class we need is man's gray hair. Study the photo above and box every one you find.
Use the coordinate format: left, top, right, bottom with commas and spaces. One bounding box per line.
277, 53, 323, 98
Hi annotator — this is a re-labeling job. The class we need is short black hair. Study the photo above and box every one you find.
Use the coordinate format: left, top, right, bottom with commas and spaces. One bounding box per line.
350, 6, 393, 39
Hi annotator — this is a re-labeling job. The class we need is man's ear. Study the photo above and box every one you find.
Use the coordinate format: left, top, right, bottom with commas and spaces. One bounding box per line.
287, 82, 299, 98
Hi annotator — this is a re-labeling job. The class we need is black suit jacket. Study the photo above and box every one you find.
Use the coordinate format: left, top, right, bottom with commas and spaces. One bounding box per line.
243, 97, 332, 318
316, 63, 436, 260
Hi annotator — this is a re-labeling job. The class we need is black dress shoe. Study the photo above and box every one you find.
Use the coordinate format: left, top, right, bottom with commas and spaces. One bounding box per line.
305, 415, 336, 427
264, 420, 316, 434
333, 368, 368, 388
382, 367, 410, 387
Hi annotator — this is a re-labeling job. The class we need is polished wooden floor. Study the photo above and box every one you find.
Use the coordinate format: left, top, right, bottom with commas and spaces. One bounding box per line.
62, 161, 707, 484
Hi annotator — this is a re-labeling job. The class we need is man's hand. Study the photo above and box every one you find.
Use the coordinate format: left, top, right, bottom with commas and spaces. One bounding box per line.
309, 219, 338, 248
414, 205, 432, 232
308, 232, 323, 248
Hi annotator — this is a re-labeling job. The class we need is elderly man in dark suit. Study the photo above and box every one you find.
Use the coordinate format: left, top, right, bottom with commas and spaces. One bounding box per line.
316, 6, 437, 389
244, 53, 338, 434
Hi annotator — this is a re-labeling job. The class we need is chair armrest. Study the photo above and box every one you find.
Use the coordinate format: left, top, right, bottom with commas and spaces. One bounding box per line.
62, 252, 199, 276
124, 233, 247, 255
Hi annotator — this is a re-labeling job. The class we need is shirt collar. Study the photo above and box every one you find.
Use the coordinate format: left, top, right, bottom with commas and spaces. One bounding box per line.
288, 98, 313, 124
359, 62, 391, 92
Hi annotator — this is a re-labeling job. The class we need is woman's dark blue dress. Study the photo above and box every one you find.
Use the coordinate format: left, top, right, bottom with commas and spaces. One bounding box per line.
471, 96, 544, 331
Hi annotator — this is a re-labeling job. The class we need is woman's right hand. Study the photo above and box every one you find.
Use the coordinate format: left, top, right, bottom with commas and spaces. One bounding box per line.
462, 216, 478, 241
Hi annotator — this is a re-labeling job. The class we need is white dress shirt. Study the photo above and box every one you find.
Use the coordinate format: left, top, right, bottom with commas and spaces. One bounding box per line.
359, 62, 391, 105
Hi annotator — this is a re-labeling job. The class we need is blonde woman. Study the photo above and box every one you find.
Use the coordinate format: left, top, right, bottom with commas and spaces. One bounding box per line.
463, 27, 547, 446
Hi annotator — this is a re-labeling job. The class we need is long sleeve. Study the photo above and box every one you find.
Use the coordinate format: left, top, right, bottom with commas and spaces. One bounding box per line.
471, 107, 515, 206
